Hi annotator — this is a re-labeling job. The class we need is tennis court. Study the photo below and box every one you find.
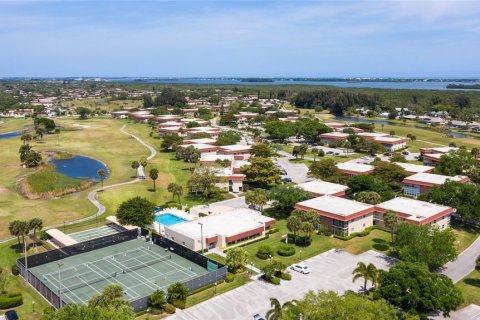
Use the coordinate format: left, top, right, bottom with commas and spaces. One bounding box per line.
29, 239, 209, 305
68, 225, 120, 243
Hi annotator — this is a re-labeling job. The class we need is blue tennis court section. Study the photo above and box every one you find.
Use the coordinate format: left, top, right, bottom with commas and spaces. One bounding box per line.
68, 225, 120, 242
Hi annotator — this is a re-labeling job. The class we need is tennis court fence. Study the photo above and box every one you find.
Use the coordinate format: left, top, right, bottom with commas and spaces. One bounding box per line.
17, 227, 227, 311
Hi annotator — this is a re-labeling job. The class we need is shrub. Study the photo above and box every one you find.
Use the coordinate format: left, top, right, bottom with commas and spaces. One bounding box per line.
270, 277, 281, 285
43, 306, 55, 315
280, 272, 292, 280
256, 245, 274, 260
39, 230, 49, 241
334, 226, 376, 241
0, 292, 23, 309
172, 299, 185, 309
11, 265, 19, 276
225, 273, 235, 283
148, 289, 167, 310
199, 212, 208, 217
164, 201, 182, 210
164, 304, 176, 314
277, 244, 295, 257
267, 227, 279, 235
317, 225, 331, 236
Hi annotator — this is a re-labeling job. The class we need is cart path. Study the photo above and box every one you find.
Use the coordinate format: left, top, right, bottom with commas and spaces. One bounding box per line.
0, 124, 156, 243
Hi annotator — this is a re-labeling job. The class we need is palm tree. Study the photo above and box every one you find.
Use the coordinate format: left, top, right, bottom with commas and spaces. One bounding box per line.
149, 168, 159, 192
131, 160, 140, 178
286, 215, 302, 243
28, 218, 43, 252
265, 297, 297, 320
21, 133, 32, 145
97, 169, 106, 190
383, 210, 399, 243
367, 263, 379, 288
18, 221, 30, 252
301, 221, 314, 244
8, 220, 23, 246
311, 147, 318, 162
140, 157, 148, 169
352, 262, 369, 292
343, 140, 352, 157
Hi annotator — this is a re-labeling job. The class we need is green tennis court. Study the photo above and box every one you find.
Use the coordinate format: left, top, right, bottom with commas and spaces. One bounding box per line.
68, 225, 120, 243
29, 239, 209, 305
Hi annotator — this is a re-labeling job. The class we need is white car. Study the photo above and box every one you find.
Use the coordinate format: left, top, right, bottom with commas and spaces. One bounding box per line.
291, 263, 310, 274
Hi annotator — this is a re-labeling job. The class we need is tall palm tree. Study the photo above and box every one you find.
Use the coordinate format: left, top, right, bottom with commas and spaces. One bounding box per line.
131, 160, 140, 178
97, 169, 106, 190
301, 221, 314, 244
311, 147, 318, 162
18, 221, 30, 253
149, 168, 159, 192
286, 215, 302, 243
383, 210, 399, 243
265, 298, 297, 320
140, 157, 148, 169
21, 133, 32, 145
367, 263, 379, 288
28, 218, 43, 252
352, 262, 369, 292
8, 220, 23, 246
343, 140, 352, 157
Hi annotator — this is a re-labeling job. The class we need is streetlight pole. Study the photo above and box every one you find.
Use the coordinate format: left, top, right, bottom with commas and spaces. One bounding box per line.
24, 238, 28, 276
198, 222, 204, 255
57, 261, 64, 308
32, 301, 35, 313
299, 250, 303, 261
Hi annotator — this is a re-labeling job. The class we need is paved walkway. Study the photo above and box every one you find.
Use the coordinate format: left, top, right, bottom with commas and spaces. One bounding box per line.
0, 124, 156, 243
441, 235, 480, 283
170, 249, 395, 320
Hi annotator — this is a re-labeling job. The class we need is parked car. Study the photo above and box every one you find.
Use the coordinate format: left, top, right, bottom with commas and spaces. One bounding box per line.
326, 151, 334, 155
280, 169, 287, 175
5, 310, 18, 320
402, 151, 410, 155
282, 177, 292, 183
253, 314, 265, 320
291, 263, 310, 274
334, 152, 340, 156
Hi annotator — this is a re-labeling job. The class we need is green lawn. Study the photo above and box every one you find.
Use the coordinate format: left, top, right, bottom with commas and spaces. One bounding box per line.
240, 220, 392, 270
0, 241, 50, 320
23, 165, 88, 195
451, 222, 479, 253
59, 99, 142, 112
185, 273, 251, 308
456, 269, 480, 307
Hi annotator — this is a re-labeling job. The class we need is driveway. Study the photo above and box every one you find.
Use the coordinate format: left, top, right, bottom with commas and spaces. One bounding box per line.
276, 155, 309, 184
441, 235, 480, 283
170, 249, 395, 320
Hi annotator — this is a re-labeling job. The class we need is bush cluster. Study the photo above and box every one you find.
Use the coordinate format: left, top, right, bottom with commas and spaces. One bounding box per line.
334, 226, 376, 241
317, 225, 331, 236
0, 292, 23, 309
270, 277, 281, 285
277, 244, 295, 257
267, 227, 279, 235
164, 304, 176, 314
256, 245, 274, 260
225, 273, 235, 283
280, 272, 292, 280
11, 265, 19, 276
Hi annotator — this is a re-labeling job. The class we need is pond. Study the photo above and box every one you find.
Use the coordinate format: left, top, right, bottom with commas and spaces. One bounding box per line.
448, 132, 473, 139
51, 155, 108, 180
0, 131, 21, 140
334, 116, 393, 126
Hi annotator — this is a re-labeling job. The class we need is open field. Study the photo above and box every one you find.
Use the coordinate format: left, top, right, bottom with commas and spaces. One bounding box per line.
59, 99, 142, 112
0, 118, 151, 239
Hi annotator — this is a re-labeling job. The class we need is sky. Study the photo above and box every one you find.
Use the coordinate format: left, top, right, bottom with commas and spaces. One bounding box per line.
1, 0, 479, 78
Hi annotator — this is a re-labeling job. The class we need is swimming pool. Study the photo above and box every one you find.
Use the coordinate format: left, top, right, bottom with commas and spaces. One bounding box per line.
154, 213, 187, 226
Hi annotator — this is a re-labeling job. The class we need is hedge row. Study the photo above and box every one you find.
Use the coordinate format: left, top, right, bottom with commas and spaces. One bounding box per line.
333, 226, 377, 241
187, 279, 225, 296
0, 292, 23, 309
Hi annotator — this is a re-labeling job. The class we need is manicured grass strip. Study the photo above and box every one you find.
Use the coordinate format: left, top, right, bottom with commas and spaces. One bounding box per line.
25, 165, 88, 194
456, 270, 480, 307
186, 274, 251, 308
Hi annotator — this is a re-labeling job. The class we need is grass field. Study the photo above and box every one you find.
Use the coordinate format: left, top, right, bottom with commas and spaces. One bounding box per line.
456, 269, 480, 307
0, 117, 198, 239
240, 220, 392, 270
23, 164, 89, 195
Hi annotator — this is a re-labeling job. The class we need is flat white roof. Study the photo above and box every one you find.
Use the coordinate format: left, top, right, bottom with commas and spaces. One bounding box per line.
179, 143, 217, 151
374, 136, 407, 143
320, 132, 349, 138
233, 160, 250, 169
336, 162, 374, 173
296, 195, 373, 217
424, 147, 458, 153
219, 144, 252, 151
394, 162, 434, 173
200, 154, 234, 162
423, 153, 442, 160
404, 172, 468, 185
297, 180, 349, 195
358, 132, 390, 138
166, 208, 274, 239
376, 197, 453, 222
46, 229, 78, 246
184, 138, 217, 145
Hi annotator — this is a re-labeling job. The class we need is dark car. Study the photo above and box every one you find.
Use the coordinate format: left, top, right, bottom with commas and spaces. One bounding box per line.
326, 151, 334, 155
282, 177, 292, 183
5, 310, 19, 320
253, 314, 265, 320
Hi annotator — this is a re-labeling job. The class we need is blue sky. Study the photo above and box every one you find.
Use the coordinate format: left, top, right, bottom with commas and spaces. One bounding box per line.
1, 0, 480, 77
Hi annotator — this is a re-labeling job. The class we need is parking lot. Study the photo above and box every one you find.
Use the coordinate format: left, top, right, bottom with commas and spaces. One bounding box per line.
170, 249, 395, 320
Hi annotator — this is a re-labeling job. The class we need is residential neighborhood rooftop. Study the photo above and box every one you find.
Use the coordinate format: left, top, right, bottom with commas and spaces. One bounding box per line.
394, 162, 435, 174
295, 195, 374, 217
376, 197, 454, 223
403, 172, 469, 186
296, 180, 349, 196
